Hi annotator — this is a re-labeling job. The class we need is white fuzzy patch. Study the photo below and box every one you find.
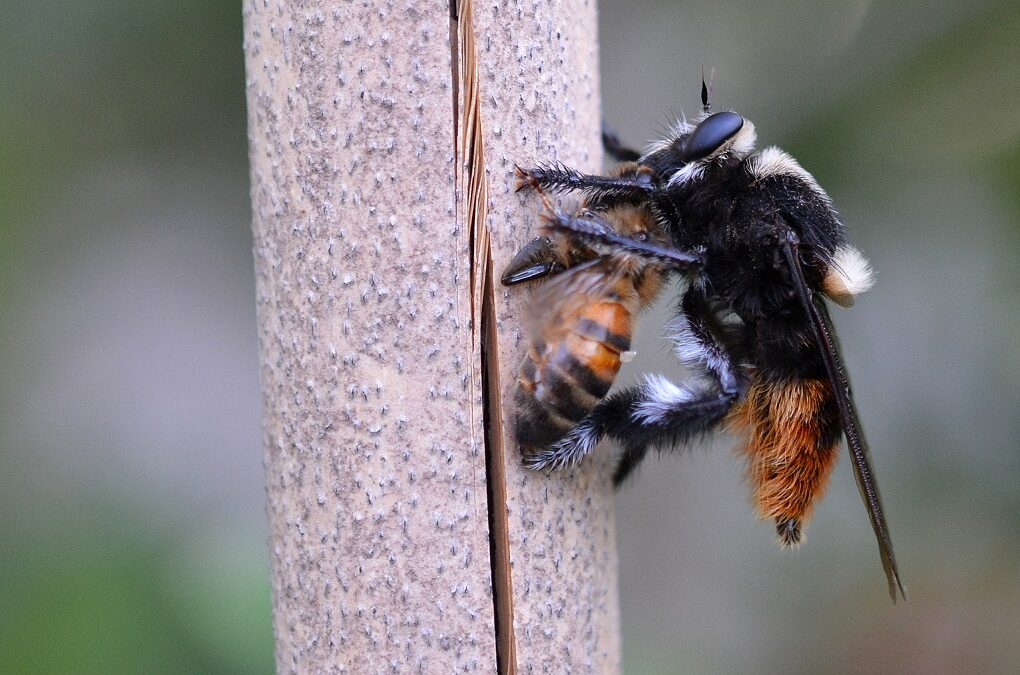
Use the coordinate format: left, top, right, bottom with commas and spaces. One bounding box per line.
526, 417, 602, 470
667, 161, 706, 187
631, 374, 696, 424
667, 313, 732, 376
642, 116, 693, 156
727, 118, 757, 158
667, 313, 705, 367
747, 146, 829, 203
823, 245, 875, 306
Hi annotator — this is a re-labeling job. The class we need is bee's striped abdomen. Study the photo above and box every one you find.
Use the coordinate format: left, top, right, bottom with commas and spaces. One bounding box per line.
514, 300, 633, 452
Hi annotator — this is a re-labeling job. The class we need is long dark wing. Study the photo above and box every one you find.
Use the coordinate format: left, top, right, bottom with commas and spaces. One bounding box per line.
780, 233, 907, 603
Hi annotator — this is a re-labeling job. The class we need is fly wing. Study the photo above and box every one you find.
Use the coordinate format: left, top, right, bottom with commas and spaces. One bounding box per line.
780, 233, 907, 603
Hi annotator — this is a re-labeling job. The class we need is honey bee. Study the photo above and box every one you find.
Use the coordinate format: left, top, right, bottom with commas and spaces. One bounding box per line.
508, 80, 906, 602
502, 163, 699, 468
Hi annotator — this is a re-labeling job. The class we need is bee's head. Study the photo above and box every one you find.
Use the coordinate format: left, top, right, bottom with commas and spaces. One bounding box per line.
608, 204, 666, 239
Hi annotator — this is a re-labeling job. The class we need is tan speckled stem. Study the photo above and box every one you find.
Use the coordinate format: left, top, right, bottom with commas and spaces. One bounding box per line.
244, 0, 618, 671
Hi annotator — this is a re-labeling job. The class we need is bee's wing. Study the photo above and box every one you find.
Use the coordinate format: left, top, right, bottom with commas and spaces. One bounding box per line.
779, 233, 907, 604
523, 257, 630, 339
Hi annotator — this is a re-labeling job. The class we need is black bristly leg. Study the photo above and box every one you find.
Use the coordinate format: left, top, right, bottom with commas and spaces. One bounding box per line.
522, 379, 735, 481
516, 163, 659, 206
609, 295, 745, 484
602, 125, 642, 162
676, 292, 742, 397
540, 210, 704, 272
609, 387, 735, 486
609, 296, 746, 484
515, 162, 685, 238
524, 296, 744, 480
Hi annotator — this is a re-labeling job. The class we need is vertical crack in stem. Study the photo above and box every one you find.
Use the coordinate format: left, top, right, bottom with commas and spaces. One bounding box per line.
452, 0, 516, 671
449, 0, 459, 181
481, 262, 516, 675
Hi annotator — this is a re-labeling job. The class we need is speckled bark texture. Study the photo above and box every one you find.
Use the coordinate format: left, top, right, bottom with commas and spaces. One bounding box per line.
244, 0, 618, 671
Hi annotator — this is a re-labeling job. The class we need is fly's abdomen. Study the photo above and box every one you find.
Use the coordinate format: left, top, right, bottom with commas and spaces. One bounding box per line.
727, 374, 843, 546
514, 300, 633, 451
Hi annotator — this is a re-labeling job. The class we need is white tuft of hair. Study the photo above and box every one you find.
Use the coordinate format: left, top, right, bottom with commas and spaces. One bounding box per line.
525, 417, 601, 470
747, 146, 829, 203
667, 161, 706, 187
631, 374, 697, 424
728, 118, 757, 158
644, 116, 694, 156
823, 245, 875, 307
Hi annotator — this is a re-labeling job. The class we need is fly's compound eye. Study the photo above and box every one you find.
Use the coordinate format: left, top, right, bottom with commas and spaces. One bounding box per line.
679, 111, 744, 162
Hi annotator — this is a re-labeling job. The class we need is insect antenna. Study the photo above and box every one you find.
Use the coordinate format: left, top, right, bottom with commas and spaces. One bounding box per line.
701, 66, 715, 114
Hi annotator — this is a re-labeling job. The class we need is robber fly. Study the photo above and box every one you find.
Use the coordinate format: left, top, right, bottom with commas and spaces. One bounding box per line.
506, 79, 905, 602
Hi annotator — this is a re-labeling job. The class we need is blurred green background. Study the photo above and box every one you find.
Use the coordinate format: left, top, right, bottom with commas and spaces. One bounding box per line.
1, 1, 1017, 673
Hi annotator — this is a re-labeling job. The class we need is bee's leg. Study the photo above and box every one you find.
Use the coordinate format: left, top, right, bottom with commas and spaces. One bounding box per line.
602, 125, 642, 162
515, 164, 657, 205
500, 236, 569, 286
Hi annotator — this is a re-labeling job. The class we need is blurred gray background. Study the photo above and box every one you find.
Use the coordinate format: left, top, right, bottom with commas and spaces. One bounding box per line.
1, 1, 1017, 673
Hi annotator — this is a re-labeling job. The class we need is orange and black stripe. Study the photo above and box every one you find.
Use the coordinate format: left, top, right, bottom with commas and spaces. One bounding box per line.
515, 296, 634, 453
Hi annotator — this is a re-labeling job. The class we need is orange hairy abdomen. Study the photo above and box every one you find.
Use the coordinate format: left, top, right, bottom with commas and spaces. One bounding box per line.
728, 377, 841, 537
